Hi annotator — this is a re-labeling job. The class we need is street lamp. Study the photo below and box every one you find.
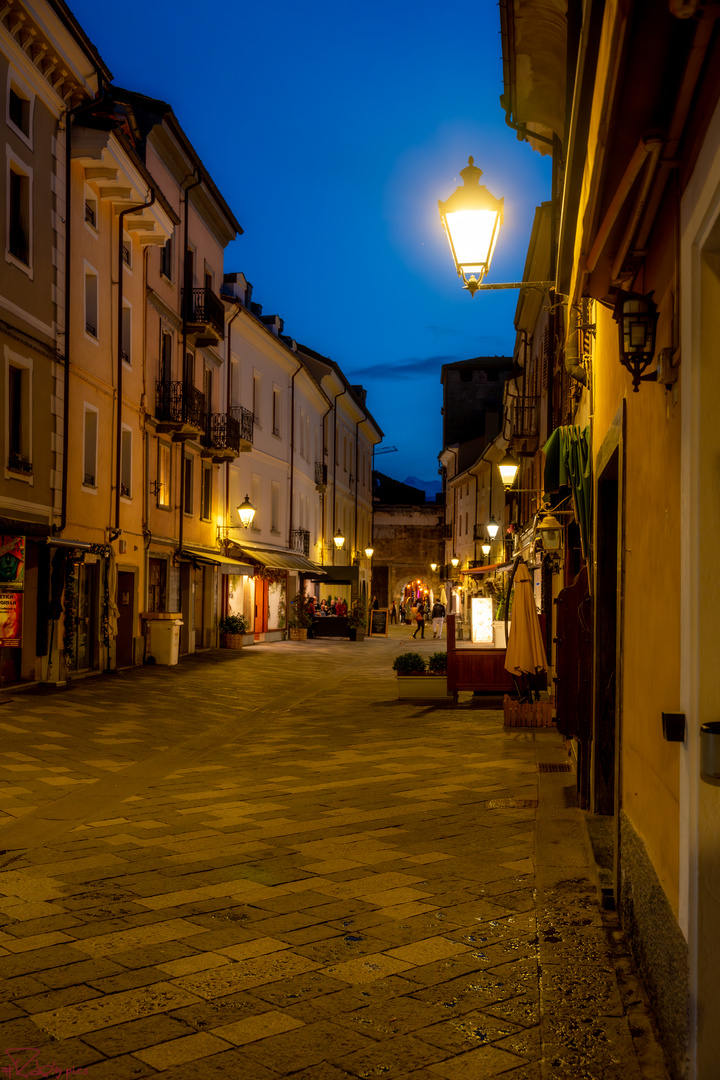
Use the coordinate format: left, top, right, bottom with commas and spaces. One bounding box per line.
237, 494, 256, 528
333, 529, 345, 550
486, 516, 499, 539
365, 546, 374, 559
451, 555, 459, 569
498, 452, 520, 489
536, 512, 563, 552
613, 291, 659, 392
438, 158, 503, 297
430, 562, 438, 572
481, 541, 491, 559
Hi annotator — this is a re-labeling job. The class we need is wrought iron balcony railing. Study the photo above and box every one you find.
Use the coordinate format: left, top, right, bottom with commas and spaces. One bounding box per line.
315, 462, 328, 488
182, 287, 225, 340
291, 528, 310, 556
230, 405, 254, 445
203, 412, 241, 456
507, 397, 539, 437
155, 380, 206, 431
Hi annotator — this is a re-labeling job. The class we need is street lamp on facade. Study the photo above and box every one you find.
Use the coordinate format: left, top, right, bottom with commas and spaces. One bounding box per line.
451, 555, 459, 569
364, 546, 374, 559
498, 452, 520, 489
487, 516, 500, 539
333, 529, 345, 550
217, 494, 256, 542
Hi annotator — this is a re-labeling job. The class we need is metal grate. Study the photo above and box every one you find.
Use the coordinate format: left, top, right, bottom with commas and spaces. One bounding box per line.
539, 762, 573, 773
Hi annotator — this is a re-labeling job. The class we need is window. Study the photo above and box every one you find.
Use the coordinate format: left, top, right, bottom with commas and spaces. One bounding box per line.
183, 454, 193, 514
184, 350, 194, 386
6, 355, 32, 474
204, 367, 213, 420
148, 558, 167, 612
120, 426, 132, 497
121, 233, 131, 269
157, 443, 171, 508
83, 405, 98, 487
201, 463, 212, 521
271, 481, 280, 533
160, 234, 173, 280
8, 163, 30, 265
84, 198, 97, 228
85, 267, 98, 338
121, 304, 131, 365
253, 374, 261, 424
7, 80, 33, 147
272, 388, 281, 436
160, 330, 172, 384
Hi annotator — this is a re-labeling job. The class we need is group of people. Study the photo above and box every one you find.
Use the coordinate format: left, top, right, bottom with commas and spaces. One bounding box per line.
407, 598, 446, 640
305, 596, 348, 617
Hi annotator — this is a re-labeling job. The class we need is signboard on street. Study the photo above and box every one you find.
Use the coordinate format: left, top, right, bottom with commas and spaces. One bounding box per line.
0, 592, 23, 647
370, 608, 389, 637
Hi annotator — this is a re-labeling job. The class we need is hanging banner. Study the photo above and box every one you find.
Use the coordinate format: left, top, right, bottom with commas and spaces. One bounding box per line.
0, 592, 22, 647
0, 536, 25, 590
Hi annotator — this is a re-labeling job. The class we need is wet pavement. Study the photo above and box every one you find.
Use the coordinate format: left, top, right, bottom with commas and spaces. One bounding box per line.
0, 630, 670, 1079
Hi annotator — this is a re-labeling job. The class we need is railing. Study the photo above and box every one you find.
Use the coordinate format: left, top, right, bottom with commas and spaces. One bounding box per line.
507, 397, 539, 437
315, 461, 328, 487
204, 412, 241, 455
230, 405, 254, 444
182, 287, 225, 339
291, 528, 310, 556
155, 380, 206, 430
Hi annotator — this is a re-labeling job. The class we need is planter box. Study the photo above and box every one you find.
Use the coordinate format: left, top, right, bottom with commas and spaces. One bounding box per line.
220, 633, 244, 650
503, 695, 555, 727
396, 675, 449, 699
288, 628, 308, 641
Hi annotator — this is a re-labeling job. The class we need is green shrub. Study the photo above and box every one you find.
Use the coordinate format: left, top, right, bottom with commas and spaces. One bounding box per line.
288, 592, 313, 628
219, 613, 249, 635
427, 652, 448, 675
392, 652, 426, 675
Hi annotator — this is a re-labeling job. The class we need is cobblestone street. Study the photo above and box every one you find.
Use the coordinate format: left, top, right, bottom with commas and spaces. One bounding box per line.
0, 635, 669, 1079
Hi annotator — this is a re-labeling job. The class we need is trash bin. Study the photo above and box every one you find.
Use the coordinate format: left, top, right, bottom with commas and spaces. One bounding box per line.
148, 619, 182, 665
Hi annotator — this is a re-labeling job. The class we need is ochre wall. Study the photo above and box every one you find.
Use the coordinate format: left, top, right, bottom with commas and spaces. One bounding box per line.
593, 297, 681, 913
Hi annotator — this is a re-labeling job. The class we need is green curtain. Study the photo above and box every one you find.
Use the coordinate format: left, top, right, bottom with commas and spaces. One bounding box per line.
542, 425, 591, 559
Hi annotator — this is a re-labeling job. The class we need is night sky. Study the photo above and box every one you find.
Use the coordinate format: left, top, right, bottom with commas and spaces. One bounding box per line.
67, 0, 551, 490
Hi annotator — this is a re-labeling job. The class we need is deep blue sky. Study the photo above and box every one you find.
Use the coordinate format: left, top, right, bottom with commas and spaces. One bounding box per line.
69, 0, 551, 488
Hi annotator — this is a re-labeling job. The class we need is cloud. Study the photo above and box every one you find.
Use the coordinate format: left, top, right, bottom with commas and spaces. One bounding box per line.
350, 354, 461, 379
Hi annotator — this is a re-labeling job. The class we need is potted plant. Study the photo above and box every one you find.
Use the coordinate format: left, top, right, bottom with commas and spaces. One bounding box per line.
219, 613, 249, 649
392, 651, 449, 699
288, 592, 312, 641
347, 602, 367, 642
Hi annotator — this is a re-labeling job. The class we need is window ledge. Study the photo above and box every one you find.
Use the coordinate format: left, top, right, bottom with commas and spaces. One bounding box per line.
5, 250, 33, 279
4, 466, 33, 485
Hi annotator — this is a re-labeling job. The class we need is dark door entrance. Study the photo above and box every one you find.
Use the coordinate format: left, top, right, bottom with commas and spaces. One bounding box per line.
254, 578, 268, 639
116, 571, 135, 668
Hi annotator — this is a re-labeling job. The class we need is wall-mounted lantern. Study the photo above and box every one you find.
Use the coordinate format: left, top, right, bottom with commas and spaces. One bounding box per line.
613, 290, 659, 392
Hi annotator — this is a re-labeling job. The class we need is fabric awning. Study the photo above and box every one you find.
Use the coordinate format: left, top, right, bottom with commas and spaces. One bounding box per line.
234, 542, 324, 574
461, 562, 512, 576
181, 547, 255, 574
543, 424, 591, 558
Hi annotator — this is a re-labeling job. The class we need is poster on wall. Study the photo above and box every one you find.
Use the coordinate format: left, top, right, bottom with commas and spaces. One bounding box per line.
0, 537, 25, 590
0, 592, 22, 647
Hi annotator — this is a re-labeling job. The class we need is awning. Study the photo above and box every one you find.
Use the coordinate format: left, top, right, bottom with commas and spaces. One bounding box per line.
461, 562, 512, 575
305, 565, 357, 586
181, 547, 255, 574
233, 542, 324, 574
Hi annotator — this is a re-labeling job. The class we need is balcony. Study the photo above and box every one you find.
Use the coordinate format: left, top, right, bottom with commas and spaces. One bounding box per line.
182, 287, 225, 346
291, 528, 310, 556
155, 380, 206, 439
507, 397, 540, 456
315, 461, 328, 491
229, 405, 254, 451
202, 412, 241, 463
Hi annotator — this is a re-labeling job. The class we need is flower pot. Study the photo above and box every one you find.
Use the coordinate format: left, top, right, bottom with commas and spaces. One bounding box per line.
396, 675, 449, 699
221, 633, 244, 650
288, 628, 308, 641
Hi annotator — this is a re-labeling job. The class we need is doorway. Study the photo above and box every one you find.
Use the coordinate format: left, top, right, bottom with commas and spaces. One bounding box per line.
116, 570, 135, 668
70, 561, 98, 672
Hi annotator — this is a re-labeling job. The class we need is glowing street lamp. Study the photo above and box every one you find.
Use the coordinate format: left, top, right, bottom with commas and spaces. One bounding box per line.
486, 516, 499, 539
364, 546, 374, 559
498, 452, 520, 489
451, 555, 460, 569
439, 158, 504, 297
430, 562, 438, 572
237, 494, 256, 528
481, 541, 491, 559
333, 529, 345, 550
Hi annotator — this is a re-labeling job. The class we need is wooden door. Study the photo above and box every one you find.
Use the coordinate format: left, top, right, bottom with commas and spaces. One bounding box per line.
254, 578, 268, 639
116, 571, 135, 668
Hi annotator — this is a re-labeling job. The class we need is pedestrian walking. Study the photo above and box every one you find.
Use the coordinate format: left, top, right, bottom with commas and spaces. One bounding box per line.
431, 599, 445, 639
371, 595, 379, 610
412, 602, 425, 639
390, 601, 397, 624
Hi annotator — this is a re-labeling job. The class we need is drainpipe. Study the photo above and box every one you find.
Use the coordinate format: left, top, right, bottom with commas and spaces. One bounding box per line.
331, 386, 348, 556
287, 354, 303, 550
353, 417, 362, 555
224, 299, 243, 568
116, 194, 154, 531
564, 300, 588, 387
178, 170, 202, 558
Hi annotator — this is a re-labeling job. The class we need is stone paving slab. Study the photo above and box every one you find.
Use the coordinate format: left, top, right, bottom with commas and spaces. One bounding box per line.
0, 638, 670, 1079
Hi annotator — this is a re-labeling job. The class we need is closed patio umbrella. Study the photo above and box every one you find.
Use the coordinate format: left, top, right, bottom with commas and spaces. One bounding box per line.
504, 562, 548, 677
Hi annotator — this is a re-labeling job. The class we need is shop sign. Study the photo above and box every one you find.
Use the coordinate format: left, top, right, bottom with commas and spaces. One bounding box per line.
0, 536, 24, 590
0, 592, 22, 647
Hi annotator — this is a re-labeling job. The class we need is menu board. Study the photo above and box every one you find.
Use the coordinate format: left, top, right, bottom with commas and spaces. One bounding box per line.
369, 608, 389, 637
